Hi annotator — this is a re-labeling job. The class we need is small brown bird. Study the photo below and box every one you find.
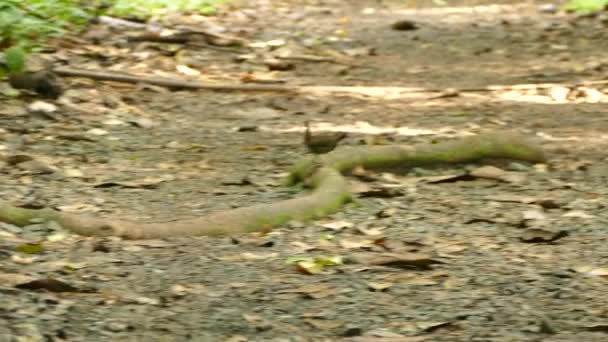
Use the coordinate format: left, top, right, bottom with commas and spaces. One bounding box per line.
9, 70, 63, 99
304, 121, 347, 155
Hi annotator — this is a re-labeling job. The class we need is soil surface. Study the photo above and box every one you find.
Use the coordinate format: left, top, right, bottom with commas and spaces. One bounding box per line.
2, 0, 608, 341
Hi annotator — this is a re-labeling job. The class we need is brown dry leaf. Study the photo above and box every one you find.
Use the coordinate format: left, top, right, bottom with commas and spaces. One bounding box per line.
126, 240, 176, 248
485, 195, 561, 209
562, 210, 594, 219
240, 73, 284, 84
520, 228, 569, 243
356, 226, 385, 236
240, 144, 268, 151
339, 238, 374, 249
342, 46, 375, 58
397, 276, 440, 286
400, 321, 453, 334
359, 329, 409, 338
15, 278, 82, 292
39, 260, 87, 272
175, 64, 201, 76
469, 165, 525, 183
304, 319, 344, 330
56, 203, 103, 213
357, 186, 403, 198
391, 19, 419, 31
485, 195, 536, 204
376, 208, 397, 218
584, 324, 608, 332
421, 173, 470, 184
0, 273, 37, 287
346, 337, 426, 342
518, 209, 548, 228
364, 135, 388, 145
290, 241, 317, 252
170, 284, 190, 297
11, 254, 38, 264
17, 160, 56, 175
5, 154, 34, 166
242, 314, 273, 331
360, 253, 440, 269
350, 182, 373, 195
435, 243, 468, 258
351, 166, 378, 181
573, 266, 608, 278
522, 209, 547, 221
94, 176, 172, 189
277, 283, 337, 299
442, 277, 468, 289
367, 281, 393, 291
128, 117, 158, 129
224, 335, 248, 342
320, 220, 354, 231
240, 252, 279, 261
230, 235, 274, 247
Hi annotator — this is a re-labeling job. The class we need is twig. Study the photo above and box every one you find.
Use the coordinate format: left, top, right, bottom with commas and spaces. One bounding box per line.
53, 67, 299, 92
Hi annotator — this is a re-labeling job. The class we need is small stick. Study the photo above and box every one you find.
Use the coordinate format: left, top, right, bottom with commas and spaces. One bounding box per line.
53, 67, 299, 92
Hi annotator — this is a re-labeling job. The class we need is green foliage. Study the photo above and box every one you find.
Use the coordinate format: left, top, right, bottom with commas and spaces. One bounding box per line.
107, 0, 226, 20
564, 0, 608, 13
0, 0, 93, 48
4, 46, 26, 73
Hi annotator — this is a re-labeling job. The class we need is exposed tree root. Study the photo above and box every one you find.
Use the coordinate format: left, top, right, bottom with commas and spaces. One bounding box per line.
288, 132, 545, 185
0, 168, 349, 239
0, 133, 545, 239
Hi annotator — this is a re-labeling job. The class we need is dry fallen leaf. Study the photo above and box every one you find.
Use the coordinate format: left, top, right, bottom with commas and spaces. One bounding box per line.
400, 321, 454, 334
367, 281, 393, 291
304, 319, 344, 330
0, 273, 37, 287
320, 220, 354, 231
359, 253, 440, 269
339, 238, 374, 249
224, 335, 248, 342
346, 337, 426, 342
469, 165, 525, 183
356, 226, 385, 236
290, 241, 317, 252
240, 145, 268, 151
520, 228, 569, 243
573, 266, 608, 278
562, 210, 594, 219
277, 283, 336, 299
16, 278, 82, 292
376, 208, 397, 218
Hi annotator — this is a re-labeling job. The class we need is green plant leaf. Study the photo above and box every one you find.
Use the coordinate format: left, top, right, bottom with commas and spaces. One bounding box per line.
4, 46, 26, 73
564, 0, 608, 13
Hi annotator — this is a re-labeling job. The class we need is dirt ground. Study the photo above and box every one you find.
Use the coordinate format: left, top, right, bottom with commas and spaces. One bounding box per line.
2, 0, 608, 341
